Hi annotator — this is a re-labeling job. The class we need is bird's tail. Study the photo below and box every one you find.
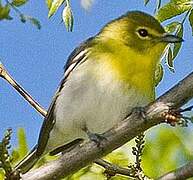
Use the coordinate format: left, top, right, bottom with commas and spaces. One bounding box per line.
14, 145, 39, 173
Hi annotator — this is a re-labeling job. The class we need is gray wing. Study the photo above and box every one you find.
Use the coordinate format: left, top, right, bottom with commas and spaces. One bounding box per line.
36, 37, 94, 156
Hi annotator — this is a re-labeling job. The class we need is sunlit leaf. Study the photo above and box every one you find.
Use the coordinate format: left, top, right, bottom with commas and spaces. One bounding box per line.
0, 170, 5, 179
165, 21, 181, 33
80, 0, 94, 10
189, 9, 193, 35
156, 0, 192, 22
165, 23, 183, 73
17, 128, 28, 158
28, 17, 41, 29
166, 47, 175, 72
155, 63, 164, 86
11, 149, 20, 164
62, 2, 73, 31
173, 24, 183, 59
143, 127, 193, 178
48, 0, 65, 18
154, 0, 162, 13
19, 14, 41, 29
0, 5, 11, 20
12, 0, 28, 7
46, 0, 52, 10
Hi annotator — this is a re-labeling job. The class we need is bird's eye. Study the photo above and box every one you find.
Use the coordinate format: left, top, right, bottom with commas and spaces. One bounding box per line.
138, 29, 148, 37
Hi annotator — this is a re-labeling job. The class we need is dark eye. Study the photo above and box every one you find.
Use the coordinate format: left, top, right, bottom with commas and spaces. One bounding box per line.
138, 29, 148, 37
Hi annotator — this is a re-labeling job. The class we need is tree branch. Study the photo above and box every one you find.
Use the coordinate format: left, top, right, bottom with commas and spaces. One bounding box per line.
20, 72, 193, 180
95, 159, 135, 178
1, 62, 193, 179
0, 63, 46, 117
0, 62, 140, 178
157, 161, 193, 180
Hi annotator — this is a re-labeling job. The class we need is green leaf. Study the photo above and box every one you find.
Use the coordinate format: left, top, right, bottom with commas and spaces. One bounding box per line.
189, 9, 193, 35
11, 149, 20, 164
19, 14, 41, 29
46, 0, 52, 10
154, 0, 162, 13
156, 0, 192, 22
165, 24, 183, 73
144, 0, 150, 5
12, 0, 28, 7
0, 5, 11, 20
48, 0, 65, 18
166, 47, 175, 72
0, 170, 5, 179
28, 17, 41, 29
62, 3, 73, 31
17, 128, 28, 158
173, 24, 183, 58
143, 127, 192, 177
20, 14, 26, 23
155, 63, 164, 86
165, 21, 181, 33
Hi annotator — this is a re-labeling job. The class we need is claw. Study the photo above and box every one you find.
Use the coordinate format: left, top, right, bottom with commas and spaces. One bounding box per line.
87, 132, 106, 147
130, 107, 147, 120
82, 126, 106, 147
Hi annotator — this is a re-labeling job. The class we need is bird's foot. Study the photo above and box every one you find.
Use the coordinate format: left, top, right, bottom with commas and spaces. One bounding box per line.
87, 132, 107, 147
127, 107, 146, 120
82, 126, 107, 148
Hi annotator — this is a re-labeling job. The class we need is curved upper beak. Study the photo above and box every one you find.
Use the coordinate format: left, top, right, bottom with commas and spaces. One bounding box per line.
160, 33, 184, 43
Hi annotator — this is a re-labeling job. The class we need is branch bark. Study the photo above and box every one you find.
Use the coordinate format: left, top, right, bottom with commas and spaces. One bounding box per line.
157, 161, 193, 180
20, 71, 193, 180
95, 159, 135, 177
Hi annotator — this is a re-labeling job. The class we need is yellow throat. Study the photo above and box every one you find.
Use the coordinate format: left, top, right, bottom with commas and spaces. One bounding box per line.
90, 38, 166, 101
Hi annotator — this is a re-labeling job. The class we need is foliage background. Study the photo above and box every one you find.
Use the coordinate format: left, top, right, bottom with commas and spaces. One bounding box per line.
0, 0, 193, 179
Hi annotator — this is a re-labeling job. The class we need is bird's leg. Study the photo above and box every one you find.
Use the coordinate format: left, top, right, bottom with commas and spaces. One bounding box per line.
82, 126, 107, 147
125, 107, 147, 121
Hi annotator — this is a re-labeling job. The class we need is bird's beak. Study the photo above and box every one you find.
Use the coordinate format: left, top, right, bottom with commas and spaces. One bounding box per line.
160, 33, 184, 43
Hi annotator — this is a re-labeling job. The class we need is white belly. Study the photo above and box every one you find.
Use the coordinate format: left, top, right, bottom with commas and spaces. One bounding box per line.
46, 60, 150, 151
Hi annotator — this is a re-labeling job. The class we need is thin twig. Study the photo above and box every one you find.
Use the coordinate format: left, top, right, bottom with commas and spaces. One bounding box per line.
95, 159, 135, 178
0, 63, 46, 117
5, 0, 23, 16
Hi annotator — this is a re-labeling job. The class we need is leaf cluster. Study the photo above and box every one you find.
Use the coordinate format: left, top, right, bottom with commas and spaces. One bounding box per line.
0, 0, 41, 29
0, 128, 28, 179
145, 0, 193, 75
45, 0, 95, 31
0, 128, 13, 179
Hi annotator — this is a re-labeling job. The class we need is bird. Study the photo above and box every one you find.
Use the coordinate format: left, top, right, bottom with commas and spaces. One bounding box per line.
14, 11, 183, 173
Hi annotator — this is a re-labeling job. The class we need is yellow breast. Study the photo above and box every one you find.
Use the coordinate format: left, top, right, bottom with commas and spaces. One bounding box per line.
90, 39, 158, 101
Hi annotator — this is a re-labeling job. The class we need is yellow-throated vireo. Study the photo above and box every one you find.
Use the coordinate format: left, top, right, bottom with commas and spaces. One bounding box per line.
15, 11, 183, 173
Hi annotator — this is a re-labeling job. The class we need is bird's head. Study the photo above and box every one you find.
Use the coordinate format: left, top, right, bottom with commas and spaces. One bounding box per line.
98, 11, 183, 57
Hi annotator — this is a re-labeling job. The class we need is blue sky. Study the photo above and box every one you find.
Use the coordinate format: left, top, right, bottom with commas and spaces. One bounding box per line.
0, 0, 193, 149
